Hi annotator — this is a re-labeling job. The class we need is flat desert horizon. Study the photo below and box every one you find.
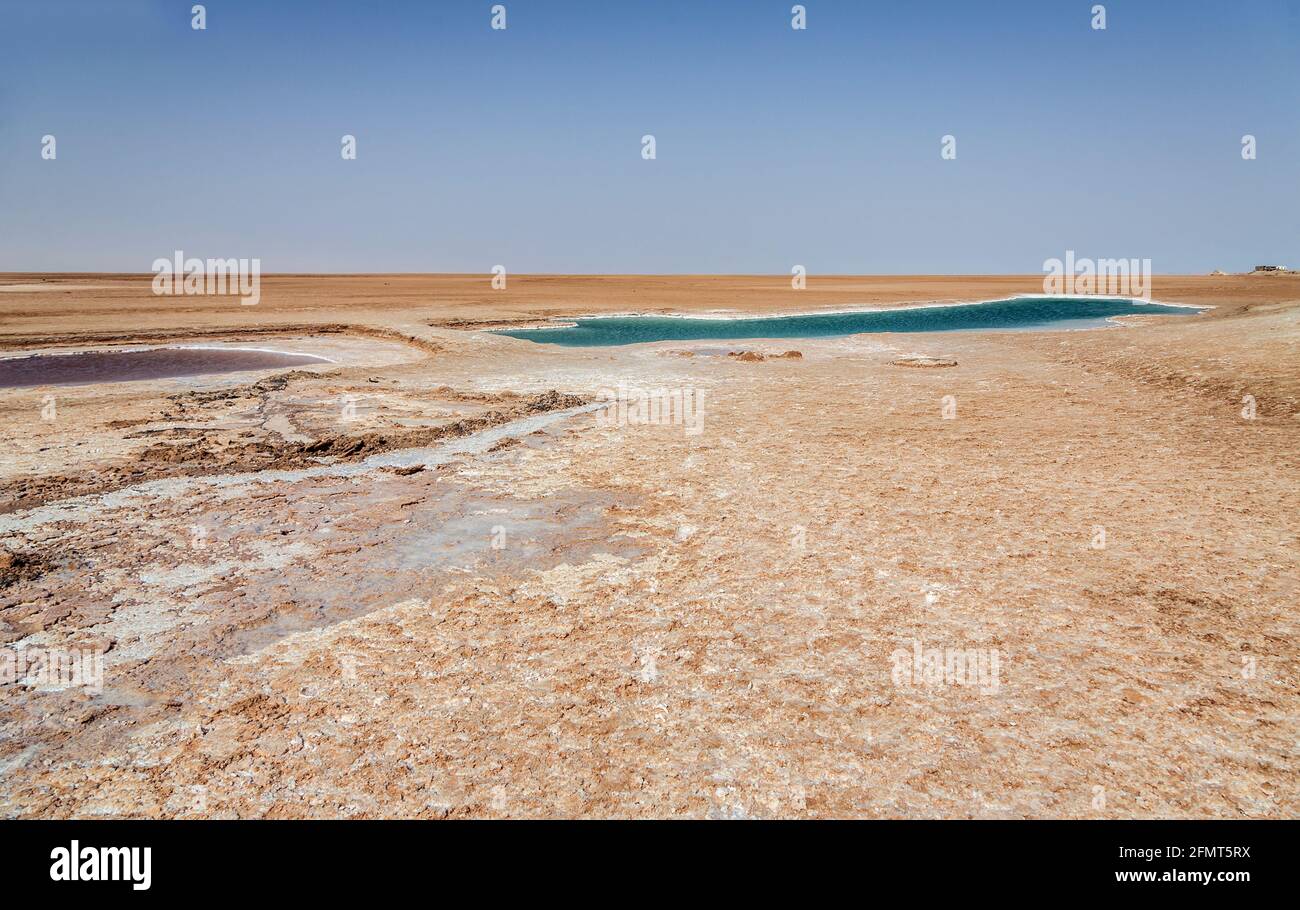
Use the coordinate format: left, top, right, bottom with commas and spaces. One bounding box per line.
1, 271, 1296, 819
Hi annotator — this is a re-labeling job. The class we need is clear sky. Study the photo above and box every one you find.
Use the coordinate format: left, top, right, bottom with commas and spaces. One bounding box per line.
0, 0, 1295, 273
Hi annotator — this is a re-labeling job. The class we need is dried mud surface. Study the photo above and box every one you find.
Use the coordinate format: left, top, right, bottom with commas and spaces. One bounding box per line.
0, 274, 1296, 818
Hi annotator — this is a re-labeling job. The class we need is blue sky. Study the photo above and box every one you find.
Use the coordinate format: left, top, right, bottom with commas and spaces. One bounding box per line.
0, 0, 1295, 273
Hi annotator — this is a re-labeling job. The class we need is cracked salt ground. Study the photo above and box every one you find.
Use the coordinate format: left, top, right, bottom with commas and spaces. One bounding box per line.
0, 409, 648, 778
0, 402, 603, 535
1, 278, 1297, 819
214, 483, 644, 657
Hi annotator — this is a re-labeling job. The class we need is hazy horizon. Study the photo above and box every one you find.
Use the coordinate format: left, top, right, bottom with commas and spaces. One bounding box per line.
0, 269, 1277, 277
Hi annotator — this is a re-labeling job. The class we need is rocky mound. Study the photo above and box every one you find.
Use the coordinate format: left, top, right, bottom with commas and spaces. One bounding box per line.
890, 356, 958, 369
727, 350, 803, 362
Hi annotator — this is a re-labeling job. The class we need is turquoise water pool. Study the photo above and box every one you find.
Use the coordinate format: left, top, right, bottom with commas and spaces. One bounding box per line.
494, 296, 1199, 347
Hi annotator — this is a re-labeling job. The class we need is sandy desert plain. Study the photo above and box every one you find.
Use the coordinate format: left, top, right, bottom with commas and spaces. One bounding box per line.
0, 272, 1296, 819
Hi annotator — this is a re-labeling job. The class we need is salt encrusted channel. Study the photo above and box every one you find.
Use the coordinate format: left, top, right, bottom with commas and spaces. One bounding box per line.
0, 402, 603, 534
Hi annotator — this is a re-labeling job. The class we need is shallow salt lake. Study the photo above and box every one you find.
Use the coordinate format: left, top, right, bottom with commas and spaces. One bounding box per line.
494, 296, 1201, 347
0, 346, 333, 389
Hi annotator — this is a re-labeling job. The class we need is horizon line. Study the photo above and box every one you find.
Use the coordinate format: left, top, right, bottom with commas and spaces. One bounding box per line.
0, 271, 1275, 279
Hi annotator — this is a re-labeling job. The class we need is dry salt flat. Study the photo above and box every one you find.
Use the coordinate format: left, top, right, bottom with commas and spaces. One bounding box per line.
0, 274, 1296, 817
